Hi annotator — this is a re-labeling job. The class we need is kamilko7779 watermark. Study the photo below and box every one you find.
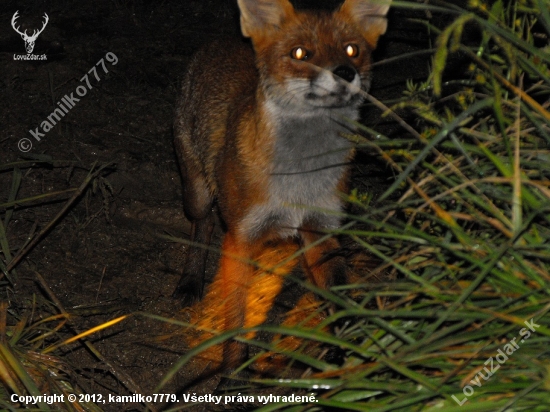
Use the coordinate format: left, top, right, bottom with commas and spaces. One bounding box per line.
18, 52, 118, 152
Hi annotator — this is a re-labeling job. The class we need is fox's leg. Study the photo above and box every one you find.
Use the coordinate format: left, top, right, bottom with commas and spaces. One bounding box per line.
300, 228, 347, 291
218, 227, 292, 374
173, 138, 215, 306
217, 230, 260, 371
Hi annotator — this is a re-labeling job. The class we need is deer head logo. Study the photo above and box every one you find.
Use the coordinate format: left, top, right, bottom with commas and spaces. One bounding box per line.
11, 11, 49, 54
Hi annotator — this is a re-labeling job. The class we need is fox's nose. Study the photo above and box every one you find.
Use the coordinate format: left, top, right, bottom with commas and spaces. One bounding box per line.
333, 65, 357, 83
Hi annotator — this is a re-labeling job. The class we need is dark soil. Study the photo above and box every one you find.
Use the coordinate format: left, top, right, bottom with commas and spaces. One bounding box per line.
0, 1, 432, 410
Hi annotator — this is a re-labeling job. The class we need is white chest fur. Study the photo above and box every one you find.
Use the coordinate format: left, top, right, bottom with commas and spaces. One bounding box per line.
239, 102, 357, 240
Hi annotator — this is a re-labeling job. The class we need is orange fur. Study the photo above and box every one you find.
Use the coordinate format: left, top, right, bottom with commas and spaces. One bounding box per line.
185, 241, 299, 366
174, 0, 390, 371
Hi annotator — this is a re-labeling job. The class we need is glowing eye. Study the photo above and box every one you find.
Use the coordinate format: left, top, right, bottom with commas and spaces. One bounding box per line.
291, 47, 309, 60
345, 44, 359, 58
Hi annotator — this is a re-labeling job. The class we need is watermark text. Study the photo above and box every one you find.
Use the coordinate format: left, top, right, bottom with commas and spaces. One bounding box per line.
452, 317, 540, 406
19, 52, 118, 152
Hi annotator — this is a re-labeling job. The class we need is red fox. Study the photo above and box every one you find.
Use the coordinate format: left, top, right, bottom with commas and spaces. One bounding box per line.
173, 0, 390, 371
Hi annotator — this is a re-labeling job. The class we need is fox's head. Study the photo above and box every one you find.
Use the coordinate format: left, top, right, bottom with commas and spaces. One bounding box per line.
237, 0, 390, 112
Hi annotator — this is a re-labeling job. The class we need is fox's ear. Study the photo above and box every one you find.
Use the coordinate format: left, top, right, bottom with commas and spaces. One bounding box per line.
339, 0, 391, 48
237, 0, 295, 38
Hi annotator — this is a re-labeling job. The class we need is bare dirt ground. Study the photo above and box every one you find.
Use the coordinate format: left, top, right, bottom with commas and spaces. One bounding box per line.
0, 0, 432, 410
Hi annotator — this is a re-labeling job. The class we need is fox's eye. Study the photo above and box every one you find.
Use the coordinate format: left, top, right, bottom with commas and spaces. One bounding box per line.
290, 47, 309, 61
345, 44, 359, 58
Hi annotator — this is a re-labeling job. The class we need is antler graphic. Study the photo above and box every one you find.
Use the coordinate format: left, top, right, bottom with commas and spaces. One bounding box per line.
11, 11, 49, 54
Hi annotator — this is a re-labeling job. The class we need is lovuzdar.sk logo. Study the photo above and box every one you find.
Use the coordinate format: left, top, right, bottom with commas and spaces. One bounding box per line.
12, 10, 48, 60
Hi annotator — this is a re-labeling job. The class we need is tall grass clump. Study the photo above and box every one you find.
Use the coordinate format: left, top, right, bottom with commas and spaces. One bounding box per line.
217, 1, 550, 410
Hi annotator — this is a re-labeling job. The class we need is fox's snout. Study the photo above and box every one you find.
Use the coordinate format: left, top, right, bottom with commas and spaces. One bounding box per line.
286, 63, 363, 109
332, 65, 358, 83
314, 64, 361, 98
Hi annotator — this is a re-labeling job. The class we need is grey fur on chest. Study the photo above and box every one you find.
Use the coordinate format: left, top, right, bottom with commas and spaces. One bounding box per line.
271, 113, 353, 201
240, 106, 356, 240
